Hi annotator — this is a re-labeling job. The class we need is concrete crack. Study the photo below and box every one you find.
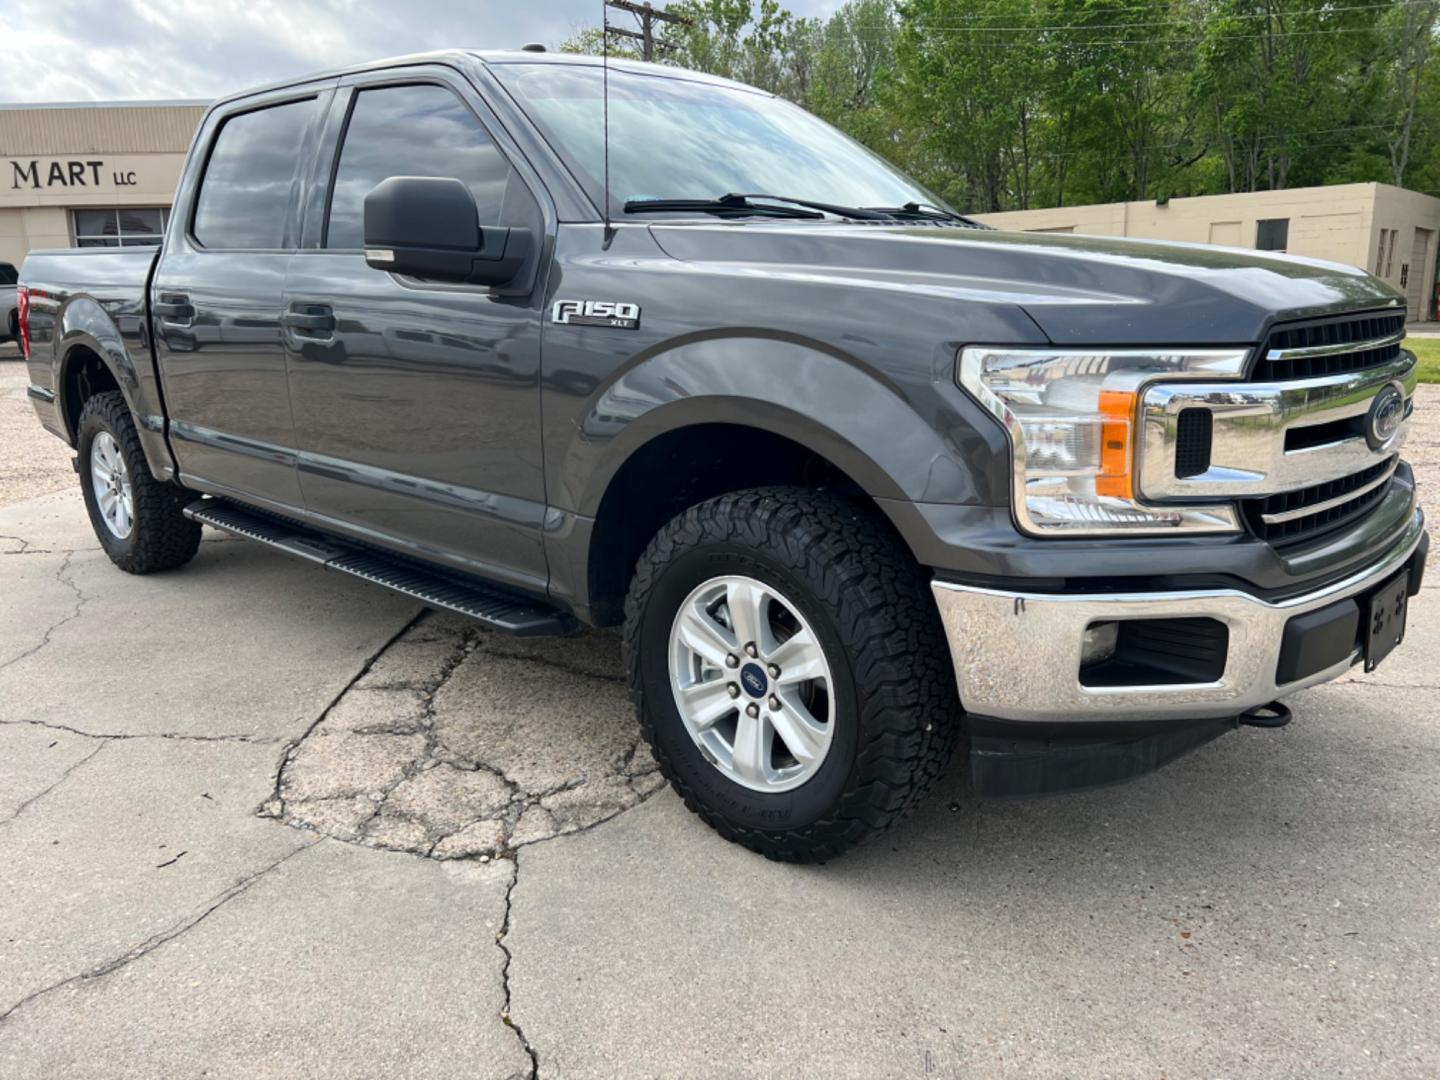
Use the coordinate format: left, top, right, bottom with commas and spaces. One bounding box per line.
1340, 678, 1440, 689
497, 857, 539, 1079
0, 551, 88, 673
0, 841, 316, 1026
0, 532, 32, 553
2, 741, 107, 825
0, 719, 274, 743
266, 613, 662, 863
260, 611, 428, 821
479, 641, 625, 684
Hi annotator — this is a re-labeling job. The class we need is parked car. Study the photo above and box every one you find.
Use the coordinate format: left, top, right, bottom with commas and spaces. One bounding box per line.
1, 261, 18, 346
18, 50, 1426, 861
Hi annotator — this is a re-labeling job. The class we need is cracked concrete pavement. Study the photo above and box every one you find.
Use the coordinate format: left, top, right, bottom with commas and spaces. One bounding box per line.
262, 613, 665, 860
1, 351, 1438, 1078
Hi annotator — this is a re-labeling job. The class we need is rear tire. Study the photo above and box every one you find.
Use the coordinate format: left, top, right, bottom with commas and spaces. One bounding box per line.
624, 487, 960, 862
77, 391, 201, 574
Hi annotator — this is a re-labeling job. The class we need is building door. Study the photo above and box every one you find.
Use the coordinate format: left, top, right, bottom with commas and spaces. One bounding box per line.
1406, 227, 1433, 321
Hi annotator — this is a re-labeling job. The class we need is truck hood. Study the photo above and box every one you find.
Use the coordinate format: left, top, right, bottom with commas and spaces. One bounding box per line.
647, 222, 1405, 345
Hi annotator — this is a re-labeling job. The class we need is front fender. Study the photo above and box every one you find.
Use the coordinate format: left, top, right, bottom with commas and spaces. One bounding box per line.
552, 331, 1011, 518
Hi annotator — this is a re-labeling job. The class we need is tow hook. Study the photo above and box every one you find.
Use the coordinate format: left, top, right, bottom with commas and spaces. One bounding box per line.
1238, 701, 1292, 728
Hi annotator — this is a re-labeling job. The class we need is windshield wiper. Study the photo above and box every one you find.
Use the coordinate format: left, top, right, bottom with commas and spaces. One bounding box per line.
720, 193, 891, 220
866, 202, 986, 227
622, 192, 982, 226
623, 194, 824, 220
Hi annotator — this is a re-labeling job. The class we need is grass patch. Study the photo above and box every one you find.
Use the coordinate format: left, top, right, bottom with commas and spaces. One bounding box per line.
1407, 336, 1440, 383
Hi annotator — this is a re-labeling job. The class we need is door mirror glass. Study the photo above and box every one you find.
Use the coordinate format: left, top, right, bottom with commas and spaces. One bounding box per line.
363, 176, 530, 286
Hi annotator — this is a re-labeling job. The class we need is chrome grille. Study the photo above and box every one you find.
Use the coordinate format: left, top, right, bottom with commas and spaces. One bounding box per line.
1141, 305, 1416, 550
1241, 457, 1398, 547
1256, 309, 1406, 381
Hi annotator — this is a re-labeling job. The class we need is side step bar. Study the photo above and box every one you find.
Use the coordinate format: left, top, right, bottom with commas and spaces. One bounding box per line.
185, 499, 574, 637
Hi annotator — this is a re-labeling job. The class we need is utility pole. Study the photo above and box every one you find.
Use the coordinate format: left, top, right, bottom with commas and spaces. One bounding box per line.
604, 0, 691, 62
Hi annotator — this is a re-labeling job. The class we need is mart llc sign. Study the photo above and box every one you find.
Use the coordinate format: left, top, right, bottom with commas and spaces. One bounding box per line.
8, 159, 140, 189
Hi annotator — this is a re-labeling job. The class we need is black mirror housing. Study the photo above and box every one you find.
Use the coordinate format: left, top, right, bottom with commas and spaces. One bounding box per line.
363, 176, 531, 288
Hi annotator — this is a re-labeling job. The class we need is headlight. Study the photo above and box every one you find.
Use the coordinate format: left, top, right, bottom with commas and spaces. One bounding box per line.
959, 346, 1250, 536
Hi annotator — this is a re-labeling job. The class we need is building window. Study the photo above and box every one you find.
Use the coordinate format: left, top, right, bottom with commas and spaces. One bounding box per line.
1256, 218, 1289, 252
1374, 227, 1405, 277
72, 207, 171, 248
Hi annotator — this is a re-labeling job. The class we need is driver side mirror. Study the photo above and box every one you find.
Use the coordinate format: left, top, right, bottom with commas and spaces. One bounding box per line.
363, 176, 531, 288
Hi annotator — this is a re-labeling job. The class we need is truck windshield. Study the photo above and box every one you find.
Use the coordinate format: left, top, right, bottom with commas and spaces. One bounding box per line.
491, 61, 946, 220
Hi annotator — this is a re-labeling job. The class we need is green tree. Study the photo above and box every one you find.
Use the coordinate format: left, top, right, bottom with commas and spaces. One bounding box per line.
548, 0, 1440, 210
1191, 0, 1389, 192
887, 0, 1049, 210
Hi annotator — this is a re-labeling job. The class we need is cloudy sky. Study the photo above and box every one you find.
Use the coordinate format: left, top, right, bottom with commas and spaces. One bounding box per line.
0, 0, 842, 103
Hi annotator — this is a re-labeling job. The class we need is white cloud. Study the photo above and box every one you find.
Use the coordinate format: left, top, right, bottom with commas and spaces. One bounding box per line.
0, 0, 843, 103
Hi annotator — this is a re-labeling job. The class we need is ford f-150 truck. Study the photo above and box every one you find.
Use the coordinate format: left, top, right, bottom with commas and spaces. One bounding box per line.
18, 50, 1427, 861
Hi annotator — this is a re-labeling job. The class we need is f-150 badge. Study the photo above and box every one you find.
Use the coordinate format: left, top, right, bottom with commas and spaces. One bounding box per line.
551, 299, 640, 330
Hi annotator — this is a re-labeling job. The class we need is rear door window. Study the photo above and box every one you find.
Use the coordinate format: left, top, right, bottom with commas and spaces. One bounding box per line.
324, 84, 514, 249
193, 98, 317, 249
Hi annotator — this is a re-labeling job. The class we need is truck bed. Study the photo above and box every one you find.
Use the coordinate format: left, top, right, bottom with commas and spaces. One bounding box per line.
20, 246, 164, 469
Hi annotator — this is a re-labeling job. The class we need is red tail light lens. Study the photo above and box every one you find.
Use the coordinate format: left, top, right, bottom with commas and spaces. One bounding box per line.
16, 285, 30, 359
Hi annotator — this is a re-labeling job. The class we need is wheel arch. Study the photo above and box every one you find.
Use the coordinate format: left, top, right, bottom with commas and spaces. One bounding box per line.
576, 418, 916, 627
52, 296, 174, 480
547, 332, 994, 625
56, 341, 124, 444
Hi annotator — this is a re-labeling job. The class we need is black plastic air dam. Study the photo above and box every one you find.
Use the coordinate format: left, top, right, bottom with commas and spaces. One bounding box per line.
968, 716, 1241, 798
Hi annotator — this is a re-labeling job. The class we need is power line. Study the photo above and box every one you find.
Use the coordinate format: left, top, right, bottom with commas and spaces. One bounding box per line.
604, 0, 691, 62
857, 0, 1437, 31
844, 25, 1417, 45
1014, 130, 1405, 159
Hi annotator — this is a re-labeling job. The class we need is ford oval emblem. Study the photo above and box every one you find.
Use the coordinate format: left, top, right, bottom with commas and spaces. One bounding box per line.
1365, 384, 1405, 450
739, 663, 768, 698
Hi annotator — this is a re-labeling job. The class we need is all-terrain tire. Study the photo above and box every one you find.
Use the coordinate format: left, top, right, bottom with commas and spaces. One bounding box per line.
77, 391, 201, 573
624, 486, 960, 862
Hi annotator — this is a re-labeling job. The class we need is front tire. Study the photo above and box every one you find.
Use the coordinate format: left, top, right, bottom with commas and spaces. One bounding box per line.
624, 487, 959, 862
77, 391, 201, 574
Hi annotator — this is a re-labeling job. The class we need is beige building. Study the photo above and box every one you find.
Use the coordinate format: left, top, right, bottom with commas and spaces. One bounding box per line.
972, 182, 1440, 322
0, 100, 206, 270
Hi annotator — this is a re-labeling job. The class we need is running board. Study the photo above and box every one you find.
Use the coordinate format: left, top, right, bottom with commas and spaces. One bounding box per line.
184, 499, 573, 636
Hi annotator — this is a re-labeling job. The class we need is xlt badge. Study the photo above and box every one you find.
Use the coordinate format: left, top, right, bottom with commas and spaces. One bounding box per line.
551, 299, 640, 330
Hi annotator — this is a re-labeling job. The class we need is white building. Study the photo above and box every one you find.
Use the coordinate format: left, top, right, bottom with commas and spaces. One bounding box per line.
972, 182, 1440, 321
1, 100, 206, 269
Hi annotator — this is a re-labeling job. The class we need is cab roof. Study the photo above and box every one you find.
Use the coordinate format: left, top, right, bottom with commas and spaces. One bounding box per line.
209, 48, 770, 111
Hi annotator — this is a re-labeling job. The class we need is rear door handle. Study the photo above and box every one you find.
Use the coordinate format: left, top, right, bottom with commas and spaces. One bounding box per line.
283, 304, 336, 337
153, 294, 194, 323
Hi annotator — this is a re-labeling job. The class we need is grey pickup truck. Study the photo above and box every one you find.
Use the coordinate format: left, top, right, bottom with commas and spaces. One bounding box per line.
18, 50, 1428, 861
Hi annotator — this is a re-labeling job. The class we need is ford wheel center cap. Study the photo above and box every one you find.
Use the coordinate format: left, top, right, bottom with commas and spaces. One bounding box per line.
739, 662, 768, 698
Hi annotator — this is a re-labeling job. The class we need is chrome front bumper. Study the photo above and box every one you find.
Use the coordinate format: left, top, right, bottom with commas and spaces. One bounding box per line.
932, 509, 1426, 723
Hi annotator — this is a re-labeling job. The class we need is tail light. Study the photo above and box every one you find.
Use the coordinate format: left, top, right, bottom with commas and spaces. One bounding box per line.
16, 285, 30, 359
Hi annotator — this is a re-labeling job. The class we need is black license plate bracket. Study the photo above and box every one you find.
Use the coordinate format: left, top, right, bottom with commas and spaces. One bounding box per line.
1363, 570, 1410, 672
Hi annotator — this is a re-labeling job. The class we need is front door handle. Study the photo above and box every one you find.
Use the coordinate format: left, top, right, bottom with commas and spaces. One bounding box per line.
282, 304, 336, 337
